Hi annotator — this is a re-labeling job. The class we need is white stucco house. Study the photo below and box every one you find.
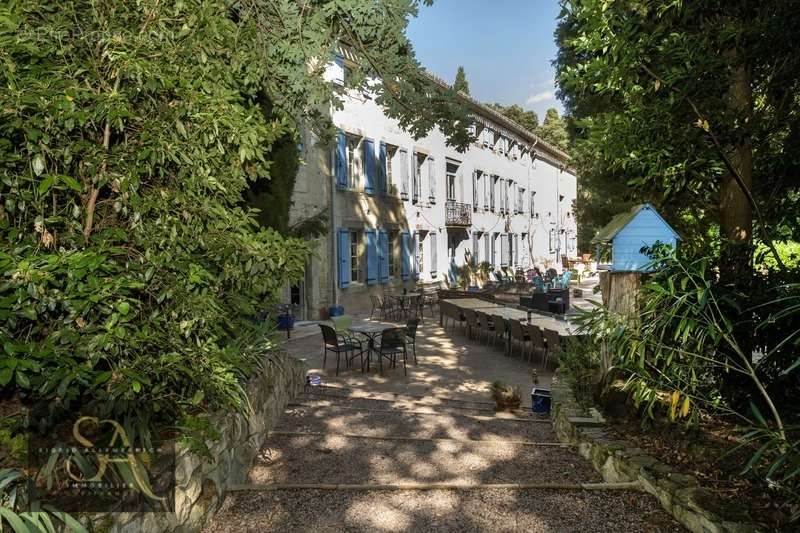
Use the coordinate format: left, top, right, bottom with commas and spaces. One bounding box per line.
286, 48, 577, 319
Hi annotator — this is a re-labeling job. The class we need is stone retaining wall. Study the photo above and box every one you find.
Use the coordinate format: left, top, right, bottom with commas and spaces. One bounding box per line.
93, 351, 306, 533
550, 371, 764, 533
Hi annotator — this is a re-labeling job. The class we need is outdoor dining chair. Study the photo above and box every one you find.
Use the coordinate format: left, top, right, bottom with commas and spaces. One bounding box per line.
508, 319, 531, 360
320, 324, 364, 376
370, 293, 396, 320
475, 311, 495, 344
525, 323, 546, 366
377, 327, 409, 376
463, 308, 478, 339
543, 328, 562, 370
491, 314, 507, 350
405, 318, 419, 364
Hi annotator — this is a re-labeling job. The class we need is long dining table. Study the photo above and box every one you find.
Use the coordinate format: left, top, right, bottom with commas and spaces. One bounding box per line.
443, 298, 576, 337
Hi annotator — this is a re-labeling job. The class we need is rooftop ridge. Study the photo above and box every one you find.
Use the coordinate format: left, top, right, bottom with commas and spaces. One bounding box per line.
423, 71, 572, 165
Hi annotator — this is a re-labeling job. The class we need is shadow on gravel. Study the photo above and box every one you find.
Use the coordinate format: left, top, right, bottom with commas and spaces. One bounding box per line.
203, 319, 683, 532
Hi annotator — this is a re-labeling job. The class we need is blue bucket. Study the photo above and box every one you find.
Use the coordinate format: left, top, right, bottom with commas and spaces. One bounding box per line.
531, 388, 551, 413
328, 305, 344, 317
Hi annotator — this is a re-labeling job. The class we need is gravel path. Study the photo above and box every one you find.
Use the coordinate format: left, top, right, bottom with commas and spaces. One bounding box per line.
277, 404, 558, 442
248, 434, 600, 485
203, 373, 685, 531
206, 488, 683, 532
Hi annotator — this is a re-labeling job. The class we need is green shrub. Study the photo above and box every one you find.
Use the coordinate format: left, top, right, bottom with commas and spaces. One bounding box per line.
0, 0, 312, 429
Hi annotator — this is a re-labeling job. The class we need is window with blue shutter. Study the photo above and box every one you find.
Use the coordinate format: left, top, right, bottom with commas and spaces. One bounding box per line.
472, 232, 479, 266
364, 138, 375, 195
500, 234, 508, 267
335, 131, 347, 189
401, 230, 411, 280
379, 142, 387, 195
485, 234, 490, 267
366, 229, 378, 284
379, 230, 389, 283
337, 228, 350, 288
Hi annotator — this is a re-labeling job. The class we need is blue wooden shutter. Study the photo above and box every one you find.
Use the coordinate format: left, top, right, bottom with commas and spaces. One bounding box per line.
364, 138, 375, 195
379, 142, 387, 195
412, 151, 419, 202
428, 157, 436, 202
366, 229, 378, 284
337, 228, 350, 288
413, 231, 420, 280
430, 232, 437, 275
379, 230, 389, 283
401, 230, 411, 280
472, 171, 478, 210
400, 149, 409, 198
335, 131, 347, 188
472, 232, 479, 266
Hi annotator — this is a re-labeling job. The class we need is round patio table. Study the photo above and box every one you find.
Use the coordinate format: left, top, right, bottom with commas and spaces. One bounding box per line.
348, 322, 398, 373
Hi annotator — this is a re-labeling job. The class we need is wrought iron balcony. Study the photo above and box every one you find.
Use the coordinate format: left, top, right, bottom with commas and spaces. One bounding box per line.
445, 200, 472, 227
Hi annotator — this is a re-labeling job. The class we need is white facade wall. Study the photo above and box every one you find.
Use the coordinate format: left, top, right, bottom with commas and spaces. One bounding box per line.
289, 59, 577, 317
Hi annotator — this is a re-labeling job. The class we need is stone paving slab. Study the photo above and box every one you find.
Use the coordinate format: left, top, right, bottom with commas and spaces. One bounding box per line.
206, 488, 683, 532
277, 403, 558, 443
248, 434, 601, 486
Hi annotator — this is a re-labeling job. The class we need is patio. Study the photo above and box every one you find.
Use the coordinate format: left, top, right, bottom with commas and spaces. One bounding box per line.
204, 291, 683, 532
283, 309, 555, 409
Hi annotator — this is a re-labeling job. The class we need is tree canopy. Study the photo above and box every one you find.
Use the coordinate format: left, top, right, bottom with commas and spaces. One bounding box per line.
537, 108, 569, 151
488, 103, 539, 132
556, 0, 800, 273
0, 0, 470, 436
454, 65, 470, 95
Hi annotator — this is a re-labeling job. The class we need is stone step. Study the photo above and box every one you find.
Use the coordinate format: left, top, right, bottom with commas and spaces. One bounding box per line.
206, 487, 682, 532
297, 388, 545, 418
248, 433, 601, 486
277, 402, 557, 443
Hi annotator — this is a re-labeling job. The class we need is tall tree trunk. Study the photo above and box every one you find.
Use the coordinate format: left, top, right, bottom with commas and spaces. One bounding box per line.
720, 45, 755, 404
719, 50, 753, 285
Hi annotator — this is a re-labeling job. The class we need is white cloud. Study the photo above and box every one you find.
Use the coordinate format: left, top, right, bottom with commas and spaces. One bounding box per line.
526, 90, 555, 104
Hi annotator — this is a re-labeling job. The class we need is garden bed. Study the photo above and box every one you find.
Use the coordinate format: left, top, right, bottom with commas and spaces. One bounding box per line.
605, 410, 794, 530
550, 371, 775, 533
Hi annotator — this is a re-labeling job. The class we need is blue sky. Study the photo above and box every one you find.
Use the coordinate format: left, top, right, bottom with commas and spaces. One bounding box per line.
406, 0, 564, 120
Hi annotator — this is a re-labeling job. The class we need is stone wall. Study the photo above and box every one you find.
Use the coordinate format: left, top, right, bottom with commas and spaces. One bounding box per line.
90, 351, 306, 533
550, 371, 764, 533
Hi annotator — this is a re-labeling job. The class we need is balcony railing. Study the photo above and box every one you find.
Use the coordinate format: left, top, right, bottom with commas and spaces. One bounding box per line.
445, 200, 472, 226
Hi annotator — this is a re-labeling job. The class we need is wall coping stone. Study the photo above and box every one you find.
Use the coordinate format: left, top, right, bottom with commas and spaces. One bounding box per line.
550, 370, 767, 533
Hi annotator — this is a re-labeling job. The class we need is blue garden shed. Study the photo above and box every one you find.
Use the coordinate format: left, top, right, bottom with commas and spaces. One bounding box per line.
591, 203, 679, 272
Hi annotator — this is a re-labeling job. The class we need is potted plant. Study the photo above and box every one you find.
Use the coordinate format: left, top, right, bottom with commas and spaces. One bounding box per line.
490, 381, 521, 411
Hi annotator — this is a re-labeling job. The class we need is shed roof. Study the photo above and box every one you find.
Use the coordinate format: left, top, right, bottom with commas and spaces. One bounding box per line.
591, 203, 679, 244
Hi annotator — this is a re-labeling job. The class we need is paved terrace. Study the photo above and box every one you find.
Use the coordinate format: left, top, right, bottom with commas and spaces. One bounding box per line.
205, 285, 681, 532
